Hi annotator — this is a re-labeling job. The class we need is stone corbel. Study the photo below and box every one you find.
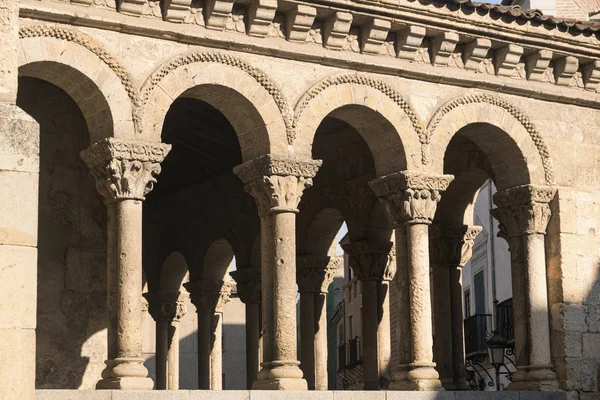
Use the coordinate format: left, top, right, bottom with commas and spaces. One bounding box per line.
285, 5, 316, 42
554, 56, 579, 87
322, 11, 353, 50
396, 25, 426, 60
184, 279, 234, 314
430, 31, 459, 66
582, 60, 600, 91
462, 38, 492, 71
144, 291, 189, 322
164, 0, 192, 23
204, 0, 235, 30
525, 49, 553, 81
118, 0, 145, 16
247, 0, 277, 37
495, 44, 524, 77
341, 241, 392, 281
297, 255, 341, 293
430, 225, 482, 268
360, 18, 391, 55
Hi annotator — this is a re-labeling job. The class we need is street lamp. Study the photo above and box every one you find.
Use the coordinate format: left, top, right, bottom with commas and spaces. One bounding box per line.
487, 332, 508, 391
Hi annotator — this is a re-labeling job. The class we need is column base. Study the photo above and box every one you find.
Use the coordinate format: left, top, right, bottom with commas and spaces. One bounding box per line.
389, 363, 444, 391
96, 377, 154, 390
507, 365, 559, 391
96, 358, 154, 390
252, 360, 308, 390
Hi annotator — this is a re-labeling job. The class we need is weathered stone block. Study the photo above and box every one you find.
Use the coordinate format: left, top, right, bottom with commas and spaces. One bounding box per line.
253, 391, 333, 400
1, 329, 35, 400
111, 390, 190, 400
190, 391, 249, 400
520, 392, 568, 400
388, 391, 455, 400
0, 244, 37, 329
583, 333, 600, 358
580, 358, 598, 392
0, 104, 39, 173
335, 392, 384, 400
0, 170, 39, 247
35, 390, 111, 400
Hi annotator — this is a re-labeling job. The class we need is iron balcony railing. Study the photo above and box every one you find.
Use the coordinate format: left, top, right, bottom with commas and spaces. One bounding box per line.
496, 298, 514, 345
464, 314, 492, 357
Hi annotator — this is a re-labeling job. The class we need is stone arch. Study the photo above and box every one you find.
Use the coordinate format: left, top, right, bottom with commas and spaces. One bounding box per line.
140, 51, 292, 160
202, 238, 235, 281
426, 92, 554, 187
293, 74, 424, 175
18, 26, 138, 142
300, 207, 347, 256
159, 251, 190, 291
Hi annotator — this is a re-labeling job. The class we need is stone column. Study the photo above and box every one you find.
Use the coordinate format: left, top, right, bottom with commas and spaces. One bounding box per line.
297, 255, 341, 390
0, 0, 39, 398
143, 291, 188, 390
81, 138, 170, 390
341, 240, 393, 390
234, 155, 321, 390
491, 185, 558, 391
430, 224, 481, 390
230, 268, 263, 390
185, 279, 233, 390
370, 171, 453, 391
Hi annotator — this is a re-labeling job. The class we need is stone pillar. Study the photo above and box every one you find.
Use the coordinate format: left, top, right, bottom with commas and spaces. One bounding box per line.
341, 241, 393, 390
234, 155, 321, 390
143, 291, 188, 390
0, 1, 39, 398
430, 224, 481, 390
297, 255, 341, 390
491, 184, 558, 391
81, 138, 170, 390
230, 268, 263, 389
370, 171, 453, 391
185, 279, 233, 390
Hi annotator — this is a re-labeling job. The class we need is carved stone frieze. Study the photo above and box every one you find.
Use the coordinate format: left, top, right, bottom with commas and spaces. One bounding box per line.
80, 138, 171, 202
369, 171, 453, 226
144, 291, 189, 322
233, 155, 321, 215
429, 225, 482, 268
491, 185, 556, 237
230, 268, 261, 304
296, 255, 342, 293
184, 279, 234, 313
341, 240, 392, 281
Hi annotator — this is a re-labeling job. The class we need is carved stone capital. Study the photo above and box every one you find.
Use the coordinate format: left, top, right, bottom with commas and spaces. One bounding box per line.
230, 268, 261, 304
233, 155, 321, 216
80, 138, 171, 202
429, 225, 483, 268
184, 279, 234, 313
296, 255, 342, 293
143, 291, 189, 322
341, 240, 393, 281
491, 185, 556, 237
369, 171, 454, 225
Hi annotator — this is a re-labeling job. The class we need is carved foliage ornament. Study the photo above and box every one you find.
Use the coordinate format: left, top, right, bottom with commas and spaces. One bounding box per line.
429, 225, 482, 267
184, 279, 234, 313
233, 155, 321, 215
80, 138, 171, 202
230, 268, 261, 304
19, 26, 142, 134
491, 185, 556, 237
341, 240, 392, 281
143, 291, 189, 322
297, 256, 342, 293
425, 92, 554, 185
369, 171, 454, 225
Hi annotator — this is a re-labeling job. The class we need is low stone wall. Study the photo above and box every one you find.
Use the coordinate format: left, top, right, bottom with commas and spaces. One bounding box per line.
35, 390, 567, 400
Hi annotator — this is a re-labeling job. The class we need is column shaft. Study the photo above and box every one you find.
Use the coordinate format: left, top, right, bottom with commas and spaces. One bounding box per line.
210, 312, 224, 390
362, 279, 381, 390
314, 293, 328, 390
155, 319, 169, 390
300, 292, 316, 389
198, 311, 211, 389
167, 322, 181, 390
449, 266, 467, 389
432, 265, 453, 388
245, 303, 261, 389
258, 215, 275, 384
392, 227, 412, 384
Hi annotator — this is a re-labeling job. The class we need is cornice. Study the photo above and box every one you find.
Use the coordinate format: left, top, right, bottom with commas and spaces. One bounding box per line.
18, 0, 600, 110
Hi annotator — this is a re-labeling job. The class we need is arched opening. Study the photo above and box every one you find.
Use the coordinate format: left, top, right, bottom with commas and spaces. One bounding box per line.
16, 67, 109, 389
431, 121, 549, 391
143, 82, 261, 390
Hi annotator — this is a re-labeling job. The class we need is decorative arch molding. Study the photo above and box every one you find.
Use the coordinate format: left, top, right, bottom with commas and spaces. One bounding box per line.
140, 51, 293, 153
19, 25, 141, 137
292, 73, 425, 174
426, 92, 554, 185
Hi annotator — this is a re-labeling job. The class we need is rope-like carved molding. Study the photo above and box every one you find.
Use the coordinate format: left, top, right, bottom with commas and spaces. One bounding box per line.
426, 92, 554, 185
292, 73, 427, 160
140, 51, 294, 143
19, 25, 142, 134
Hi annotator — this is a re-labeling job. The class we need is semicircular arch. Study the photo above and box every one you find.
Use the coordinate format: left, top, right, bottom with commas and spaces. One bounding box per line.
140, 51, 292, 161
19, 26, 138, 142
426, 92, 553, 187
293, 74, 424, 175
